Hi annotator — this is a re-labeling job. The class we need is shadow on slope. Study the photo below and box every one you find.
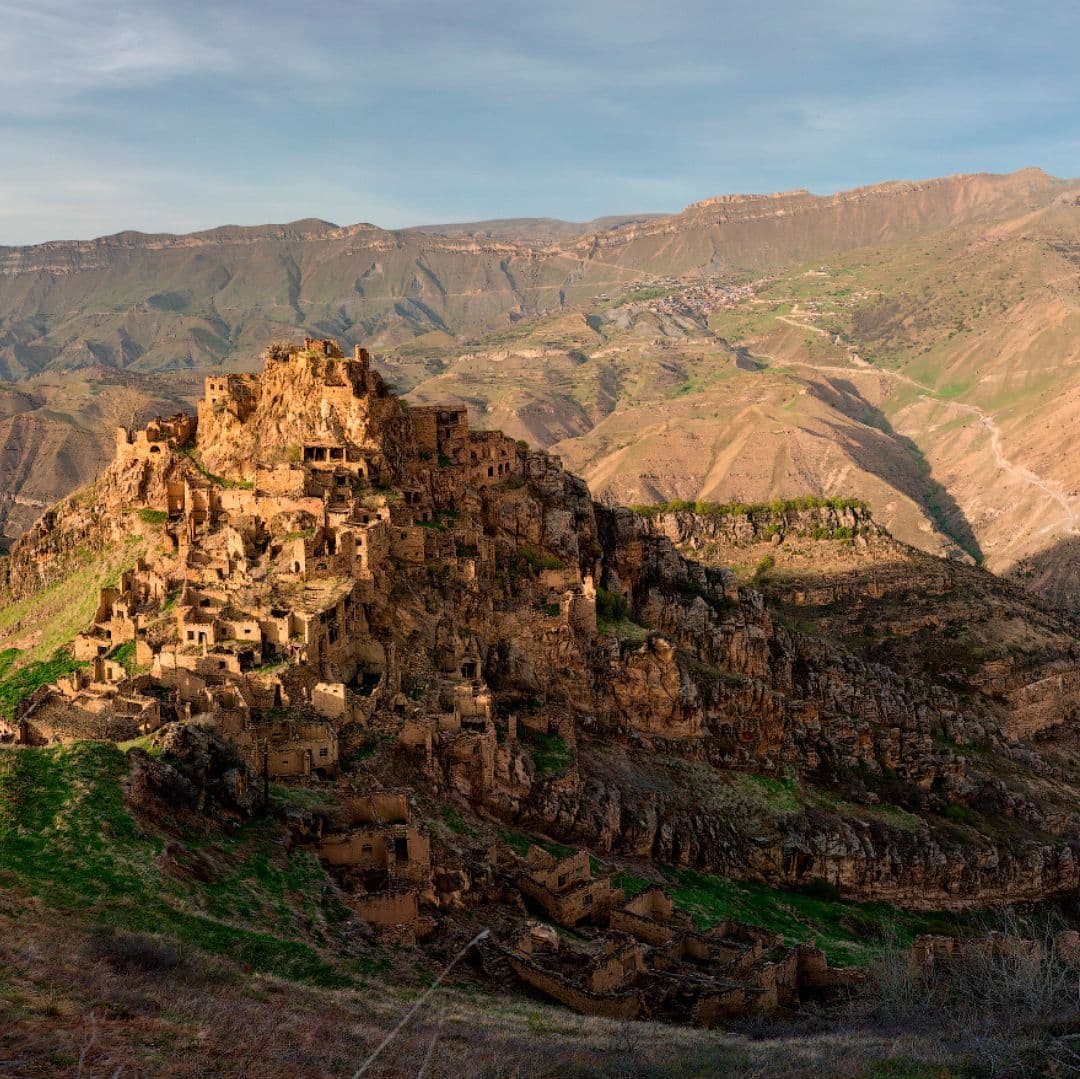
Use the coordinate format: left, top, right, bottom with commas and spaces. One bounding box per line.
1010, 534, 1080, 614
809, 376, 983, 563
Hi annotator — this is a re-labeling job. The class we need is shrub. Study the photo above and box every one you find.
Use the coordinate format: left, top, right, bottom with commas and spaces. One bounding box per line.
596, 587, 629, 622
515, 546, 565, 572
631, 495, 868, 519
89, 928, 185, 973
138, 508, 168, 525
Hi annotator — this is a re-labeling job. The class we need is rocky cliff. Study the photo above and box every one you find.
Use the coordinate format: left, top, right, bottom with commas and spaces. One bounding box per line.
3, 339, 1080, 924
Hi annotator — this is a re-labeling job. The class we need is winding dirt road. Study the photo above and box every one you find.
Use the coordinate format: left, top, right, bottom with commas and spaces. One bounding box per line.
772, 312, 1078, 535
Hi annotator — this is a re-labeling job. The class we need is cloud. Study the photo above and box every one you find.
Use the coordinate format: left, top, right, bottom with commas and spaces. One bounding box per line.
0, 0, 1077, 243
0, 2, 225, 92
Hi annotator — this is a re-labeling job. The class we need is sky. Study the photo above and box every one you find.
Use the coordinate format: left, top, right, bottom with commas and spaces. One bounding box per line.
2, 0, 1078, 245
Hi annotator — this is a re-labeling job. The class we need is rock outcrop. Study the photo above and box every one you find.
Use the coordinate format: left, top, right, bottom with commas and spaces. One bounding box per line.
5, 336, 1080, 924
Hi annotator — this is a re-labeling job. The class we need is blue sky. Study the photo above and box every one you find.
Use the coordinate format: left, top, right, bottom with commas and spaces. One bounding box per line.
2, 0, 1077, 244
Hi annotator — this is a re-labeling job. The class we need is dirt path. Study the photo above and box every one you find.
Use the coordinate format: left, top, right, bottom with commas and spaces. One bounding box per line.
768, 319, 1078, 534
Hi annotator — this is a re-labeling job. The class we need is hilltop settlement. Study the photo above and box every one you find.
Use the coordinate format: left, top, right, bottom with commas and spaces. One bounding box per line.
5, 337, 1080, 1025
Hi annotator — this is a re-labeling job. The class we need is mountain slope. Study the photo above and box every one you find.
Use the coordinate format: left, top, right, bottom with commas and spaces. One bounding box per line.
1, 168, 1078, 605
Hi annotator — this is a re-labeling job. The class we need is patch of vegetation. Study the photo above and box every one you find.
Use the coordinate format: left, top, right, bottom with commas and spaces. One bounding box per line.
611, 871, 652, 898
596, 587, 628, 622
437, 804, 476, 836
137, 508, 168, 525
752, 554, 775, 581
109, 640, 138, 674
342, 734, 392, 768
497, 829, 574, 860
597, 617, 651, 644
661, 865, 959, 966
514, 546, 566, 572
595, 587, 651, 642
595, 285, 681, 310
732, 772, 802, 814
0, 541, 156, 668
630, 495, 868, 518
178, 446, 253, 490
524, 730, 574, 777
0, 743, 350, 986
0, 648, 83, 719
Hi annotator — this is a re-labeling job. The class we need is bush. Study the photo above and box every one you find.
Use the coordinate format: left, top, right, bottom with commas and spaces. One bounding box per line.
864, 917, 1080, 1074
138, 508, 168, 525
88, 928, 185, 973
596, 587, 629, 622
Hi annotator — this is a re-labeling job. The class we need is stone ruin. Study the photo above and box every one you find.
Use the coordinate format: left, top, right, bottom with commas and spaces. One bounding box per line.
492, 848, 851, 1024
10, 333, 998, 1024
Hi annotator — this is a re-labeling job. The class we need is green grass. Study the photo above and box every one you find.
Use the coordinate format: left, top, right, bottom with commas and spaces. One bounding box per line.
0, 648, 83, 720
137, 508, 168, 525
660, 865, 959, 966
524, 730, 575, 777
437, 804, 476, 836
0, 743, 352, 986
498, 829, 574, 860
108, 639, 141, 675
611, 871, 652, 898
731, 773, 802, 814
596, 588, 650, 644
0, 540, 156, 669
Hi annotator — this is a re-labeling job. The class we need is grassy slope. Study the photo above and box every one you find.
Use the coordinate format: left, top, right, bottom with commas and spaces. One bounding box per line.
0, 743, 983, 1076
0, 534, 166, 720
0, 742, 353, 985
0, 535, 156, 665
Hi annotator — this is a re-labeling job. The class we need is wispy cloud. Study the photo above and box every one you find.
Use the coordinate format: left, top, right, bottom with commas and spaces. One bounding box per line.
0, 0, 1077, 243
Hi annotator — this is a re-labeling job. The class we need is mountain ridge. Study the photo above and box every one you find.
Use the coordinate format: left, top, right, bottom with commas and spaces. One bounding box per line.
2, 166, 1065, 263
1, 165, 1078, 609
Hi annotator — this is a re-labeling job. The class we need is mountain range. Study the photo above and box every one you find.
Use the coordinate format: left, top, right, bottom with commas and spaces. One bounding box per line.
2, 166, 1077, 607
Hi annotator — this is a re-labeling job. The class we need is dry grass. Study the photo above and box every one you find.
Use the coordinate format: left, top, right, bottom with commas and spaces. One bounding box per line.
0, 892, 985, 1079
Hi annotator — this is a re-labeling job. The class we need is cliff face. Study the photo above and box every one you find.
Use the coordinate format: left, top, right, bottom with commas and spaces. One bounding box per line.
500, 503, 1076, 909
4, 340, 1080, 916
